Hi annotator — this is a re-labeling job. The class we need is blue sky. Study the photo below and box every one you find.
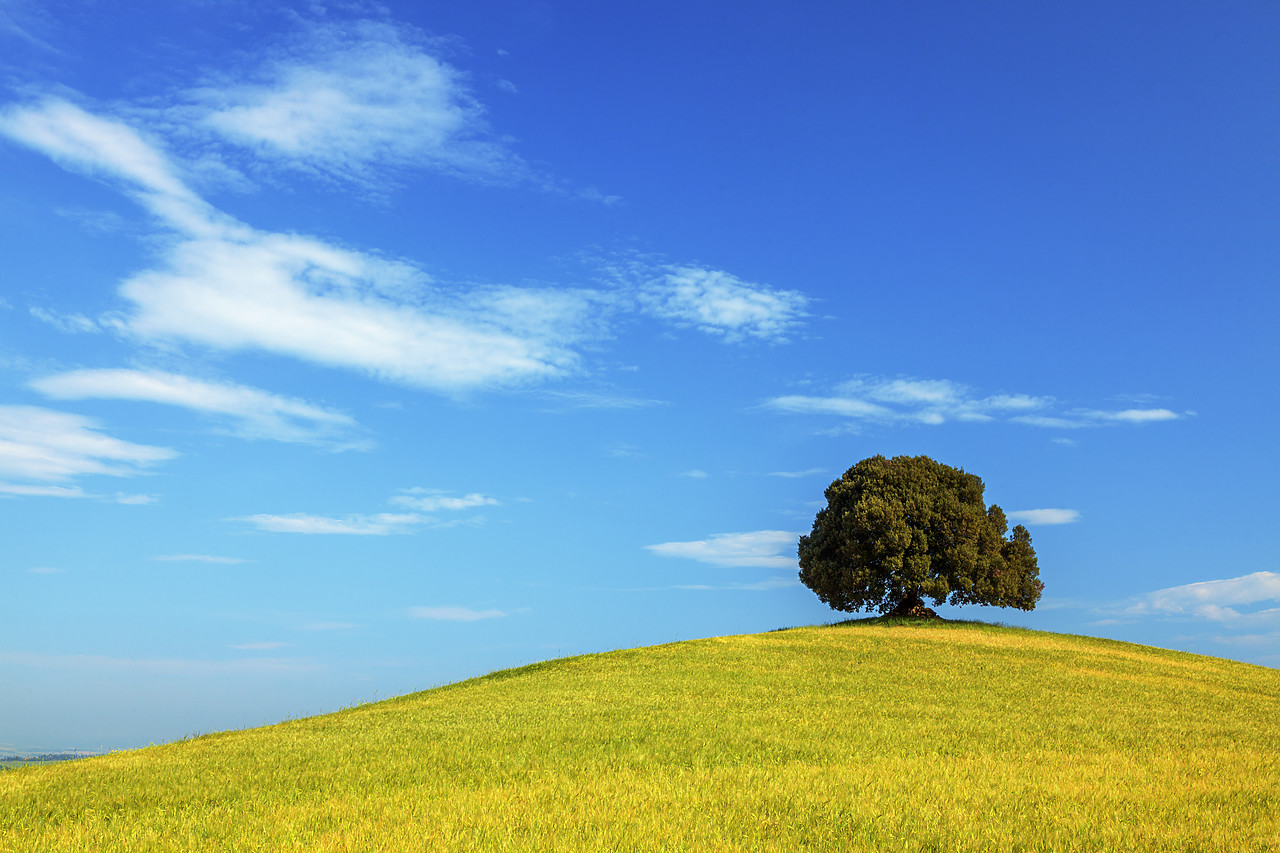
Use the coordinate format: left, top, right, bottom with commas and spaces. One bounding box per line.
2, 0, 1277, 752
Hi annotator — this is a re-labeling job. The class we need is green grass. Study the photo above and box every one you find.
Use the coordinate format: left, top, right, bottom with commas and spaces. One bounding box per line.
3, 619, 1278, 851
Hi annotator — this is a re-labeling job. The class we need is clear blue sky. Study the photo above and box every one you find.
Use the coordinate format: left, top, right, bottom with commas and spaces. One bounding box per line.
2, 0, 1277, 752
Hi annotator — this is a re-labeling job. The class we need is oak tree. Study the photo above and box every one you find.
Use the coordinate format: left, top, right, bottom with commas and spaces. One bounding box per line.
798, 455, 1043, 617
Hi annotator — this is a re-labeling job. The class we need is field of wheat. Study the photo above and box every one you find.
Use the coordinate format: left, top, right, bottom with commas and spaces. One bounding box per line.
3, 619, 1277, 851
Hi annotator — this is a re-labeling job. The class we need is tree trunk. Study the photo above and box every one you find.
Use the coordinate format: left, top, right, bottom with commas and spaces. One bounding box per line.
886, 593, 940, 620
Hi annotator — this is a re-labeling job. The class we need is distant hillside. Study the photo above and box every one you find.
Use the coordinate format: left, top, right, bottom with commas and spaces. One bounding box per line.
3, 620, 1278, 851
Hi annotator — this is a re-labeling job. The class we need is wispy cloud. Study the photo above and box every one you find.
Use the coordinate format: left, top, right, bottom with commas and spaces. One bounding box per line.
389, 489, 497, 512
239, 487, 495, 534
678, 469, 709, 479
0, 97, 206, 206
605, 442, 644, 458
119, 234, 593, 393
29, 307, 101, 334
32, 368, 361, 448
674, 576, 799, 591
766, 376, 1048, 426
1012, 409, 1187, 429
154, 554, 249, 565
0, 483, 89, 498
188, 20, 533, 190
1006, 508, 1080, 525
0, 651, 316, 675
1127, 571, 1280, 622
0, 98, 597, 394
646, 530, 799, 569
766, 375, 1186, 430
409, 606, 506, 621
0, 405, 175, 492
534, 390, 668, 410
636, 265, 808, 343
1, 483, 152, 504
767, 468, 826, 478
114, 492, 157, 505
238, 512, 425, 535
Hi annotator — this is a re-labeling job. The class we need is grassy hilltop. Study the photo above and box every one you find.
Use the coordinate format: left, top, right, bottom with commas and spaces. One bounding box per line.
3, 620, 1278, 851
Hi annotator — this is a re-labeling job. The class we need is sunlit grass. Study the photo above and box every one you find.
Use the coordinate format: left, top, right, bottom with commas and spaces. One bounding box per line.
4, 620, 1278, 851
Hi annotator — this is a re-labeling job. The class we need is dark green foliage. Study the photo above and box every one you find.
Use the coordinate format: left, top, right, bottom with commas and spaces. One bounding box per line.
798, 455, 1043, 614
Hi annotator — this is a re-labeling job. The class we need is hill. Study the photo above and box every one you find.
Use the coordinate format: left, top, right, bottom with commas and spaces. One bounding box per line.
2, 620, 1278, 851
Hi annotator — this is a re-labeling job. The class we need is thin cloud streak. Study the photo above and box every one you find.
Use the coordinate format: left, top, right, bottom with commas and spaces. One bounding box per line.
409, 606, 506, 621
32, 368, 360, 447
0, 651, 317, 676
1006, 509, 1081, 525
674, 577, 800, 591
0, 405, 175, 487
239, 487, 496, 534
1013, 409, 1187, 429
646, 530, 800, 569
390, 489, 497, 512
767, 375, 1185, 430
1127, 571, 1280, 622
237, 512, 426, 535
767, 468, 826, 478
154, 554, 250, 564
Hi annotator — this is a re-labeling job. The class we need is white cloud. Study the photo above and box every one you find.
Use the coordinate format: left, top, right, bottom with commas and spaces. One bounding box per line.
241, 486, 495, 535
33, 368, 360, 447
116, 233, 589, 393
1, 98, 596, 394
0, 97, 201, 202
536, 390, 668, 410
768, 376, 1052, 426
1209, 632, 1280, 648
190, 20, 528, 188
674, 576, 800, 591
1128, 571, 1280, 622
646, 530, 799, 569
113, 492, 158, 505
1012, 408, 1187, 429
0, 483, 89, 498
1086, 408, 1183, 424
237, 512, 425, 535
409, 606, 506, 621
637, 265, 808, 343
679, 469, 709, 479
767, 394, 896, 421
1010, 415, 1081, 429
390, 489, 497, 512
154, 554, 249, 564
0, 651, 316, 675
605, 442, 644, 458
767, 374, 1184, 431
767, 468, 826, 478
1006, 508, 1081, 525
0, 405, 175, 488
29, 307, 101, 334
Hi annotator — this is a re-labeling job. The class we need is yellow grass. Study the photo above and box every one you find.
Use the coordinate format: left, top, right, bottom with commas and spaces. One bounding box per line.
4, 620, 1278, 851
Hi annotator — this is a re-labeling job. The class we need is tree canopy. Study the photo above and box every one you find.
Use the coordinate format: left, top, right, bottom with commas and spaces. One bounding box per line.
797, 455, 1042, 616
